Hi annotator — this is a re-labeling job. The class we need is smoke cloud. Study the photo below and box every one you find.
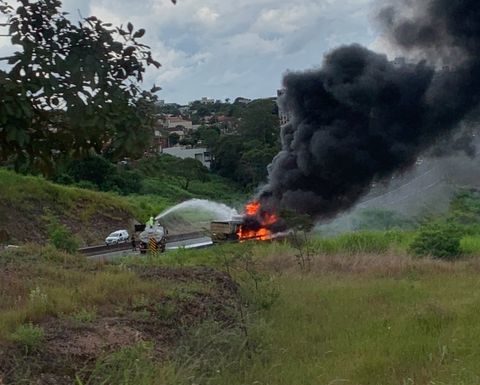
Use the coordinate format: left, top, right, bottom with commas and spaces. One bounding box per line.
259, 0, 480, 220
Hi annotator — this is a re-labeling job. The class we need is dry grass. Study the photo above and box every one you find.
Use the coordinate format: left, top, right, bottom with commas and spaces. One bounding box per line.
262, 251, 463, 277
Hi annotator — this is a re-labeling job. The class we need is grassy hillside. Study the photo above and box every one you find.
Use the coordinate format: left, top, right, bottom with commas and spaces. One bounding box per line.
227, 260, 480, 385
5, 170, 480, 384
0, 246, 243, 384
0, 169, 140, 246
4, 239, 480, 384
125, 239, 480, 385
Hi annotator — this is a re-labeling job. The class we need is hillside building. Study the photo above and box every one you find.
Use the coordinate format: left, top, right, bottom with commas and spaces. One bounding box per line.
162, 146, 212, 169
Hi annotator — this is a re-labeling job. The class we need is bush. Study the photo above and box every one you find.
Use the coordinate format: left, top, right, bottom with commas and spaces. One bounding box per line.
409, 221, 462, 260
74, 180, 98, 190
68, 155, 116, 187
50, 227, 79, 253
53, 173, 74, 185
48, 221, 79, 254
10, 323, 45, 353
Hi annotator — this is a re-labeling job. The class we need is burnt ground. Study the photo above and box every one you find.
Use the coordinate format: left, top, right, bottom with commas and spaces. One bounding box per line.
0, 266, 241, 385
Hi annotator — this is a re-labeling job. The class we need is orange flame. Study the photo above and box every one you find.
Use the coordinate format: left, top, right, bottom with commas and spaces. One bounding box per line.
245, 201, 261, 216
237, 201, 278, 241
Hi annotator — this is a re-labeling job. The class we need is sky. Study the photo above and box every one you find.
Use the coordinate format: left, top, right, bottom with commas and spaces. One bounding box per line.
1, 0, 380, 105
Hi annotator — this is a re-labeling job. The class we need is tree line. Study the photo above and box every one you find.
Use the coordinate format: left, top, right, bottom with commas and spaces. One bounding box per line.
0, 0, 280, 194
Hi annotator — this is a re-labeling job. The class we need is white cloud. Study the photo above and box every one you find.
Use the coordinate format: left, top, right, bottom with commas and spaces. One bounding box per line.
195, 7, 219, 26
252, 3, 321, 35
89, 5, 124, 26
225, 32, 282, 56
0, 0, 379, 103
204, 69, 245, 86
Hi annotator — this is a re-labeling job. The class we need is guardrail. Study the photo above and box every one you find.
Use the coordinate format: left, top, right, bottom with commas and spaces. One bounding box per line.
78, 231, 209, 257
78, 243, 130, 256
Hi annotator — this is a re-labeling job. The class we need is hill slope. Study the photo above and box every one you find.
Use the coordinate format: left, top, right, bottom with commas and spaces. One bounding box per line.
0, 170, 140, 246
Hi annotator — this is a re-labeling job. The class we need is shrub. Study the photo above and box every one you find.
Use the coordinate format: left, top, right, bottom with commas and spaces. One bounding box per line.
54, 173, 74, 185
409, 221, 462, 260
105, 170, 143, 195
10, 323, 45, 353
68, 155, 115, 187
74, 180, 98, 190
71, 308, 97, 324
49, 222, 79, 254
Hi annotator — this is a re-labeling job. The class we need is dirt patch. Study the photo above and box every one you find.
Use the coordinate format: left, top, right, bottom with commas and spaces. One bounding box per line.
44, 319, 145, 358
0, 267, 241, 385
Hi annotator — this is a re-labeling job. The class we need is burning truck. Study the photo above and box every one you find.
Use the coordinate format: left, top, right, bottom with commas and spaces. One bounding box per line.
210, 201, 286, 243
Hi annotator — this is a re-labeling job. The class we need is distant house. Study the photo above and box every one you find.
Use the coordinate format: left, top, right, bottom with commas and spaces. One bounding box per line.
213, 115, 237, 133
178, 106, 190, 115
200, 97, 215, 104
162, 146, 212, 169
234, 97, 252, 104
162, 116, 193, 131
167, 126, 186, 140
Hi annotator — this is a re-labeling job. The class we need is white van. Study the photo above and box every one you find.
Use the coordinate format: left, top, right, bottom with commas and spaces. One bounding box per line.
105, 230, 129, 245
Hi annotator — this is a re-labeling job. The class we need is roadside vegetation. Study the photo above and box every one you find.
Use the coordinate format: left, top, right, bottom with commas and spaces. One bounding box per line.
4, 166, 480, 384
4, 228, 480, 384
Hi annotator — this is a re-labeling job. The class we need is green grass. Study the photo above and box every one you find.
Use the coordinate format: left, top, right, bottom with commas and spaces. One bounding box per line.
0, 168, 136, 215
118, 238, 480, 385
120, 238, 480, 385
209, 266, 480, 385
460, 235, 480, 256
122, 242, 254, 268
7, 237, 480, 384
77, 342, 177, 385
309, 230, 416, 255
0, 245, 213, 340
9, 322, 45, 353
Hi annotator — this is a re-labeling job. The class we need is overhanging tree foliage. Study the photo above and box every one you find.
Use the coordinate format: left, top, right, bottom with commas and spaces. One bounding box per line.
0, 0, 161, 175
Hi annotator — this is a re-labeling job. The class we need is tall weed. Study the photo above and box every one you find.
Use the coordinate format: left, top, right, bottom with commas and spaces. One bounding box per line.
77, 343, 172, 385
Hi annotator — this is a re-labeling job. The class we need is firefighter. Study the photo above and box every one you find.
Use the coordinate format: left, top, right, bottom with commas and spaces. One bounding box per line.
131, 234, 137, 251
147, 216, 155, 227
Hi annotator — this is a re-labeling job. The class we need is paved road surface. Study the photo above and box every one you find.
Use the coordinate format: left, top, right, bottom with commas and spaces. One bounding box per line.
166, 236, 212, 250
88, 236, 213, 262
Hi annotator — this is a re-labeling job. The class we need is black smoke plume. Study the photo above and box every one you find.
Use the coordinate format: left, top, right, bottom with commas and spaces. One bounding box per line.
258, 0, 480, 221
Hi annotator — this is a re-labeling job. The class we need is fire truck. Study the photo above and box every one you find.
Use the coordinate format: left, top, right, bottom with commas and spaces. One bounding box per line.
135, 222, 167, 254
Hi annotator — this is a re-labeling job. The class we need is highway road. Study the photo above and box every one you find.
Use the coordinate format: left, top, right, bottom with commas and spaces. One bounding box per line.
87, 236, 213, 262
